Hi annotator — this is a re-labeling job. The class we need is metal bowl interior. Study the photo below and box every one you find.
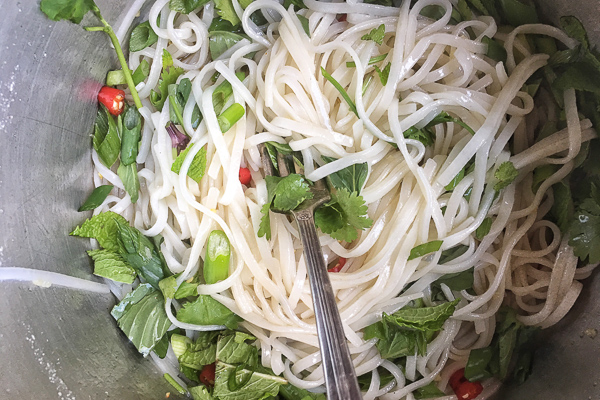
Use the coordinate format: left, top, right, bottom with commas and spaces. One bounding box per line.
0, 1, 598, 399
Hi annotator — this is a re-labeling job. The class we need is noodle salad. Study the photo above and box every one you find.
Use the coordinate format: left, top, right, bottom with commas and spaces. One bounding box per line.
37, 0, 600, 398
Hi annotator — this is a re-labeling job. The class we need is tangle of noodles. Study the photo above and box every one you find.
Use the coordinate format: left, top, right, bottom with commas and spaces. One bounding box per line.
85, 0, 599, 398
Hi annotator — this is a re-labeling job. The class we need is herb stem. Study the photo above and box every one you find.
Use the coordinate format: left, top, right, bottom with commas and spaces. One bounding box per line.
92, 6, 143, 110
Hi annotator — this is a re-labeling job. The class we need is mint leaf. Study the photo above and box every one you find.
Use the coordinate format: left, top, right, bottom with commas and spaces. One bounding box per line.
169, 0, 210, 14
482, 36, 507, 63
413, 382, 445, 399
321, 157, 368, 194
115, 219, 169, 289
209, 31, 246, 60
93, 106, 121, 168
361, 24, 385, 45
408, 240, 443, 260
87, 249, 136, 284
494, 161, 518, 191
177, 295, 242, 329
272, 174, 313, 211
384, 298, 460, 331
498, 0, 538, 26
40, 0, 96, 24
132, 60, 150, 86
129, 21, 158, 52
213, 362, 286, 400
172, 144, 208, 183
553, 62, 600, 94
71, 211, 128, 252
111, 284, 171, 356
214, 0, 240, 26
216, 332, 256, 364
189, 385, 214, 400
175, 333, 218, 370
374, 62, 391, 85
78, 184, 113, 212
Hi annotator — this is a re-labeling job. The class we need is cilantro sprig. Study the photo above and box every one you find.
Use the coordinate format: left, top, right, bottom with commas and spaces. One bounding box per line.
40, 0, 143, 109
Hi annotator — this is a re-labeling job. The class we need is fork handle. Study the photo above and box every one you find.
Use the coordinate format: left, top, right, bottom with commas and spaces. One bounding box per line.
294, 209, 362, 400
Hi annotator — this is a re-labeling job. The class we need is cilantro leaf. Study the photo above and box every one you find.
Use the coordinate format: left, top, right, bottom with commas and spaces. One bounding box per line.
40, 0, 96, 24
257, 202, 274, 240
568, 196, 600, 263
177, 295, 242, 329
321, 67, 358, 117
70, 211, 128, 252
169, 0, 210, 14
494, 161, 519, 191
374, 62, 391, 85
214, 0, 240, 26
111, 284, 171, 356
150, 50, 185, 110
361, 24, 386, 45
316, 189, 372, 242
172, 144, 208, 183
87, 249, 136, 284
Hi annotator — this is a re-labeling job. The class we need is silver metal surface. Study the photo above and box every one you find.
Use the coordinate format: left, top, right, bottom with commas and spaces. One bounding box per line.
0, 1, 598, 399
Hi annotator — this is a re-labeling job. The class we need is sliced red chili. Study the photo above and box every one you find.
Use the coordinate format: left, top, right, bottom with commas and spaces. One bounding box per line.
338, 13, 347, 22
454, 380, 483, 400
199, 362, 216, 387
449, 368, 483, 400
98, 86, 126, 116
328, 257, 347, 273
239, 167, 252, 185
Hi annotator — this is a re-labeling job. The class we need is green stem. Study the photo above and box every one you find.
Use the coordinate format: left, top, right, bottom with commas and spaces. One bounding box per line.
92, 6, 143, 110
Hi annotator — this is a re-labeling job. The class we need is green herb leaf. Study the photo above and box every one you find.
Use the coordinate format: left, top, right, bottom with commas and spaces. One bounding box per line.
117, 162, 140, 203
498, 0, 538, 26
132, 60, 150, 85
172, 144, 208, 183
321, 156, 368, 195
115, 219, 169, 288
213, 73, 245, 115
40, 0, 96, 24
216, 332, 257, 364
494, 161, 519, 191
93, 106, 121, 168
173, 333, 219, 370
297, 15, 311, 38
129, 21, 158, 52
177, 295, 242, 329
568, 194, 600, 263
374, 62, 391, 85
475, 217, 493, 240
159, 275, 178, 299
176, 280, 200, 299
408, 240, 443, 260
71, 211, 128, 252
78, 185, 113, 212
464, 347, 495, 381
433, 268, 474, 294
445, 168, 466, 192
87, 249, 136, 284
120, 107, 142, 166
271, 174, 314, 211
150, 50, 185, 110
551, 180, 574, 232
413, 382, 446, 399
321, 67, 358, 117
482, 36, 507, 63
346, 53, 388, 68
213, 362, 286, 400
279, 383, 327, 400
361, 24, 386, 45
553, 62, 600, 94
283, 0, 307, 10
189, 385, 214, 400
439, 244, 469, 264
315, 189, 372, 242
111, 284, 171, 356
209, 31, 246, 60
214, 0, 240, 26
560, 15, 589, 49
169, 0, 210, 14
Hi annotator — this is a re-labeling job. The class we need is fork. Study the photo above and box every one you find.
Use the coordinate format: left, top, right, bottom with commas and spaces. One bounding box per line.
259, 144, 362, 400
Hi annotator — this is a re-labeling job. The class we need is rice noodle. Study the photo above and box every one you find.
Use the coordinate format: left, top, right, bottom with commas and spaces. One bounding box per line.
86, 0, 599, 398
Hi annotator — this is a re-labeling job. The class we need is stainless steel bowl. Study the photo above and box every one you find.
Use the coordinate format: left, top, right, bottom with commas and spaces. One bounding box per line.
0, 1, 598, 399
